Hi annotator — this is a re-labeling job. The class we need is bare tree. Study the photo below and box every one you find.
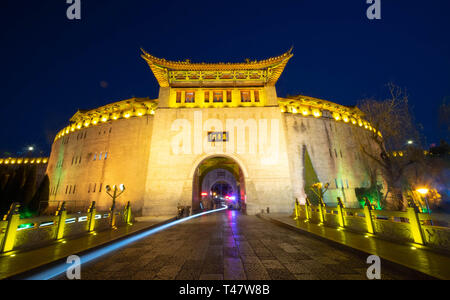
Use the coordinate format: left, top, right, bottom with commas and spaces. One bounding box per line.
358, 83, 422, 210
439, 97, 450, 141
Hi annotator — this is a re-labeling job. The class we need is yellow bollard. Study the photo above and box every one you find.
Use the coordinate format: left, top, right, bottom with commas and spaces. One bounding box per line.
407, 206, 424, 245
294, 199, 300, 220
87, 201, 96, 232
304, 197, 311, 221
55, 202, 67, 240
124, 201, 132, 225
1, 203, 21, 253
363, 197, 374, 234
318, 198, 326, 224
336, 197, 345, 228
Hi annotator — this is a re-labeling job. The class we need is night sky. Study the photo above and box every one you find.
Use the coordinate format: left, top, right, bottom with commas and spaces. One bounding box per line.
1, 0, 449, 156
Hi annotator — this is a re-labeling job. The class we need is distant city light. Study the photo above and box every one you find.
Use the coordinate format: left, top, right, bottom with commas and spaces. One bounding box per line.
407, 140, 414, 145
28, 146, 34, 151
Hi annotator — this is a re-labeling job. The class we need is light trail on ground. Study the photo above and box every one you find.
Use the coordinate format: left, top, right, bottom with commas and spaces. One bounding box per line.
25, 206, 228, 280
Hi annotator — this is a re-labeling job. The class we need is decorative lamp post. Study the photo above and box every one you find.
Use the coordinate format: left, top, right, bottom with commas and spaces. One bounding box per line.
106, 184, 126, 228
416, 187, 432, 225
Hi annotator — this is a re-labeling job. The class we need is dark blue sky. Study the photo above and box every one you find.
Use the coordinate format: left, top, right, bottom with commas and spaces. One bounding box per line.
1, 0, 449, 156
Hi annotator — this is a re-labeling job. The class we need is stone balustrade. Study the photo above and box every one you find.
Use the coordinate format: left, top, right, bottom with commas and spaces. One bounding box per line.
294, 199, 450, 251
0, 201, 133, 253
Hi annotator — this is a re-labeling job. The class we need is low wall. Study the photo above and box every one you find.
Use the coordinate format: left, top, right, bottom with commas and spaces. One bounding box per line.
295, 203, 450, 252
0, 202, 132, 253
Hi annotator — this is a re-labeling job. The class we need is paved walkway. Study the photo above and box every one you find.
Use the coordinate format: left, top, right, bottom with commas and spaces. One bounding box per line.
261, 213, 450, 280
55, 211, 429, 280
0, 217, 174, 279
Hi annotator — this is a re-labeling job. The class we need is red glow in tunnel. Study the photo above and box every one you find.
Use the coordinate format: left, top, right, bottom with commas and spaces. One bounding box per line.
201, 192, 208, 197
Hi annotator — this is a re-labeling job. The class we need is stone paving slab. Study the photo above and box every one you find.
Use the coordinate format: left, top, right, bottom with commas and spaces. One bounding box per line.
260, 213, 450, 280
57, 211, 431, 280
0, 217, 175, 279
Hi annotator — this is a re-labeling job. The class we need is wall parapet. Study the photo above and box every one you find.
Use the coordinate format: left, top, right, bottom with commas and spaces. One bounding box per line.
54, 97, 158, 142
279, 96, 382, 137
0, 157, 48, 165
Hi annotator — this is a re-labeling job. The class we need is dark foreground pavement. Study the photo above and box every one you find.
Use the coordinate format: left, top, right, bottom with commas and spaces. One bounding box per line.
57, 210, 428, 280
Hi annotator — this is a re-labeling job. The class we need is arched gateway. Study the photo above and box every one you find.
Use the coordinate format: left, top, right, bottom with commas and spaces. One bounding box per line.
46, 49, 380, 217
192, 156, 246, 213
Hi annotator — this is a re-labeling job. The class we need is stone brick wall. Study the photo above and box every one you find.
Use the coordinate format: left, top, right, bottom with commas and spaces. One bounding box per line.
47, 116, 154, 214
283, 113, 379, 208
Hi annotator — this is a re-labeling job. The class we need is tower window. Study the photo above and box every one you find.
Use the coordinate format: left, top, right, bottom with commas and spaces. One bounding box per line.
213, 91, 223, 102
241, 91, 251, 102
185, 91, 195, 103
176, 91, 182, 103
204, 91, 210, 103
226, 91, 232, 103
254, 91, 260, 102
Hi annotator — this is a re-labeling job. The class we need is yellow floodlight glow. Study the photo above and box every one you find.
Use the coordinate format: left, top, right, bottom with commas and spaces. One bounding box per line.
84, 120, 91, 127
416, 188, 429, 195
312, 109, 322, 118
124, 112, 131, 119
342, 115, 349, 123
333, 113, 341, 121
300, 107, 310, 116
291, 107, 298, 114
150, 110, 155, 115
358, 120, 363, 127
351, 118, 357, 125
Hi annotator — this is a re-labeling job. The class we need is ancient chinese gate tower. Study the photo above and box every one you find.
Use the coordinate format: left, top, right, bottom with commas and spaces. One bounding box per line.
47, 49, 378, 216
